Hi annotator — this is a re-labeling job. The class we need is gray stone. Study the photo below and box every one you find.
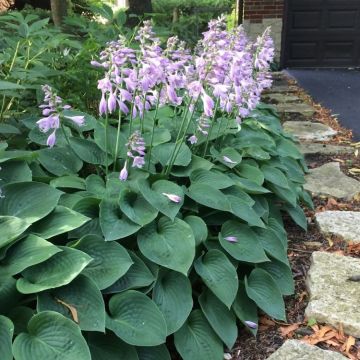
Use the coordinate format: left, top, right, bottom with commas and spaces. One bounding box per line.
305, 251, 360, 338
263, 93, 300, 103
283, 121, 337, 141
304, 162, 360, 200
298, 143, 354, 156
264, 85, 298, 94
267, 340, 346, 360
276, 103, 316, 117
315, 211, 360, 244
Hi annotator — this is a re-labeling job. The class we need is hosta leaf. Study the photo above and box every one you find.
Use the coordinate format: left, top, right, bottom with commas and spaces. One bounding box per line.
258, 258, 294, 296
171, 155, 213, 177
99, 197, 141, 241
213, 147, 242, 168
138, 217, 195, 275
0, 277, 22, 313
143, 128, 171, 146
194, 249, 238, 308
152, 270, 193, 334
0, 123, 20, 134
0, 216, 30, 249
152, 142, 191, 166
0, 182, 62, 223
12, 311, 91, 360
38, 146, 83, 176
261, 165, 289, 189
0, 234, 61, 276
228, 174, 270, 194
119, 188, 158, 226
283, 203, 307, 230
106, 290, 167, 346
174, 310, 223, 360
30, 206, 90, 239
85, 174, 106, 197
254, 227, 288, 264
199, 289, 237, 350
236, 163, 264, 185
103, 251, 155, 294
50, 176, 86, 190
0, 161, 32, 186
0, 80, 25, 90
37, 275, 105, 331
69, 138, 109, 165
137, 345, 171, 360
183, 215, 208, 246
245, 268, 286, 321
16, 247, 92, 294
187, 184, 230, 211
232, 282, 258, 336
87, 332, 138, 360
0, 315, 14, 360
137, 179, 183, 220
219, 221, 268, 263
190, 169, 234, 189
71, 234, 133, 290
7, 306, 34, 335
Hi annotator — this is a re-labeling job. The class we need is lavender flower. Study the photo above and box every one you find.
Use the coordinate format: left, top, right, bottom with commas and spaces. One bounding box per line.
224, 236, 238, 243
126, 131, 146, 169
119, 163, 128, 181
162, 193, 182, 203
36, 85, 84, 147
244, 321, 258, 329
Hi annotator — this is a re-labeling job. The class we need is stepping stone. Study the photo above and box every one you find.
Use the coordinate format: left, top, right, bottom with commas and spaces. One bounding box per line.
298, 143, 353, 156
264, 85, 298, 94
315, 211, 360, 244
263, 93, 300, 103
283, 121, 337, 141
304, 162, 360, 200
305, 251, 360, 338
276, 103, 316, 117
267, 339, 347, 359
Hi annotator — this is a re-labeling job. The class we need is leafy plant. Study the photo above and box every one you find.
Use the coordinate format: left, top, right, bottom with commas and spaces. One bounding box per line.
0, 15, 312, 360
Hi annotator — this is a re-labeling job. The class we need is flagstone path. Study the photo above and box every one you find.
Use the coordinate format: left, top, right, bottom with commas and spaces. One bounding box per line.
262, 72, 360, 360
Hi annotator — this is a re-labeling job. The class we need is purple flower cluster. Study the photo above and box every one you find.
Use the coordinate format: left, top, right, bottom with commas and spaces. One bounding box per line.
37, 85, 84, 147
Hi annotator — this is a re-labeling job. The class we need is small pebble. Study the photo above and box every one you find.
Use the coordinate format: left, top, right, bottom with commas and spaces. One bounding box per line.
224, 353, 232, 360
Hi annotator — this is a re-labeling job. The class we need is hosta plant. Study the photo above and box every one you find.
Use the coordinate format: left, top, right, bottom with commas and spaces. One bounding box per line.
0, 16, 312, 360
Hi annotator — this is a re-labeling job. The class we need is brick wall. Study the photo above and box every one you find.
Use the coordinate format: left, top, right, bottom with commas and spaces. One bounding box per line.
244, 0, 284, 23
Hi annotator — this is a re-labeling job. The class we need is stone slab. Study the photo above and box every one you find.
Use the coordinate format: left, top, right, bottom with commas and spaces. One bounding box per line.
298, 143, 353, 156
263, 93, 300, 103
315, 211, 360, 244
276, 103, 316, 117
305, 251, 360, 338
283, 121, 337, 141
304, 162, 360, 200
267, 340, 347, 360
264, 85, 298, 94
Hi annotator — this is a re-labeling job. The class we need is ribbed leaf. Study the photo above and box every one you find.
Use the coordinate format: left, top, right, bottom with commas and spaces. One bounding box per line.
12, 311, 91, 360
0, 315, 14, 360
138, 217, 195, 275
183, 215, 208, 246
0, 216, 31, 249
69, 138, 108, 165
194, 249, 238, 308
137, 345, 171, 360
190, 169, 234, 189
187, 184, 230, 211
106, 290, 167, 346
0, 161, 31, 185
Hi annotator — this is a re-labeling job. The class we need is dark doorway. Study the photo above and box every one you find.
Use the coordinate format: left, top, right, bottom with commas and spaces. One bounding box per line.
283, 0, 360, 68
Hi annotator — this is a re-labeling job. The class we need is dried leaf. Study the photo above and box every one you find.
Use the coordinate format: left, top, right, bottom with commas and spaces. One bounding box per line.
345, 336, 355, 353
279, 323, 300, 337
56, 298, 79, 323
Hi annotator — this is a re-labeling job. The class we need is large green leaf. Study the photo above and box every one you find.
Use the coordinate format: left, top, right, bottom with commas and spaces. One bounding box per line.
16, 247, 93, 294
236, 163, 264, 185
69, 138, 109, 165
0, 216, 31, 249
183, 215, 208, 246
138, 217, 195, 275
30, 206, 90, 239
0, 315, 14, 360
152, 270, 193, 334
245, 268, 286, 321
119, 188, 158, 226
232, 282, 258, 336
106, 290, 167, 346
87, 332, 138, 360
174, 310, 223, 360
261, 165, 289, 189
137, 179, 183, 220
283, 203, 307, 230
12, 311, 91, 360
0, 234, 61, 276
0, 277, 22, 313
71, 234, 133, 290
99, 197, 141, 241
0, 182, 62, 223
0, 161, 32, 186
190, 169, 234, 189
199, 289, 237, 350
38, 146, 83, 176
103, 252, 155, 294
258, 258, 295, 296
7, 306, 34, 335
187, 184, 230, 211
194, 249, 238, 308
171, 155, 213, 177
50, 176, 86, 190
37, 275, 105, 331
219, 221, 268, 263
137, 345, 171, 360
152, 142, 191, 166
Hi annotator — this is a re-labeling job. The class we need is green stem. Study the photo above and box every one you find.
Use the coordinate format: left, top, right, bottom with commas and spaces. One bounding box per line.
113, 110, 122, 172
147, 89, 163, 171
202, 98, 220, 157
